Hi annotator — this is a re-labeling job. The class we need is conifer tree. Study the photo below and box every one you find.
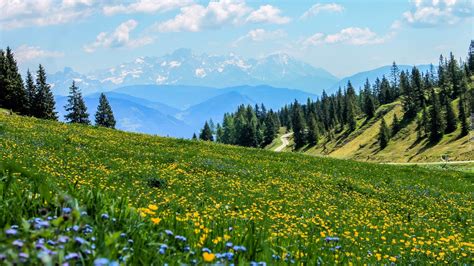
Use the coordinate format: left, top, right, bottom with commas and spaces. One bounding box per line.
378, 117, 390, 149
306, 115, 319, 145
216, 123, 224, 143
458, 94, 469, 137
390, 61, 400, 94
363, 79, 376, 118
0, 47, 27, 114
391, 113, 400, 136
24, 69, 37, 116
64, 81, 90, 124
192, 133, 198, 140
421, 105, 429, 137
34, 64, 57, 120
292, 101, 306, 148
95, 93, 116, 128
444, 99, 457, 133
428, 89, 445, 143
199, 121, 214, 141
222, 113, 235, 144
263, 112, 277, 146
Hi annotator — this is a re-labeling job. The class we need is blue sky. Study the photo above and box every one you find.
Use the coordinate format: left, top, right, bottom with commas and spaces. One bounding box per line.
1, 0, 472, 77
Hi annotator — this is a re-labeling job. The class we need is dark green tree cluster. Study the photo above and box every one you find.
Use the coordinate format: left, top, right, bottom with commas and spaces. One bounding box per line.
199, 104, 280, 147
0, 47, 57, 119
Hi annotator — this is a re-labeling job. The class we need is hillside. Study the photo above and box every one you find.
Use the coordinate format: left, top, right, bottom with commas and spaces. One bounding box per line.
0, 112, 472, 264
273, 100, 472, 163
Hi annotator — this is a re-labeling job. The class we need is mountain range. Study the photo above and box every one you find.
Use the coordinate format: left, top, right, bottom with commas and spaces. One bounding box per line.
49, 49, 437, 138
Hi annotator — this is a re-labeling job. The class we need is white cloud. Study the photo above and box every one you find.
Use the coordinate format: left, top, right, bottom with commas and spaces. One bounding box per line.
233, 28, 286, 46
13, 45, 64, 63
154, 0, 290, 32
246, 5, 290, 24
195, 68, 206, 78
302, 27, 391, 47
103, 0, 191, 15
402, 0, 472, 27
0, 0, 96, 29
301, 3, 344, 19
83, 19, 153, 53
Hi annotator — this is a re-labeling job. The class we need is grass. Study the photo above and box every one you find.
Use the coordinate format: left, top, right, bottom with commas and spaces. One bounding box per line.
0, 113, 473, 264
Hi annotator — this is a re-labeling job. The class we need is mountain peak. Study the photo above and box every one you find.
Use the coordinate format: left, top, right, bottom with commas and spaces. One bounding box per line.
170, 48, 193, 58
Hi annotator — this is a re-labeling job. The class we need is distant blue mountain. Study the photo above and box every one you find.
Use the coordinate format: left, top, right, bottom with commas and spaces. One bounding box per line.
331, 64, 434, 92
55, 94, 192, 138
49, 49, 339, 96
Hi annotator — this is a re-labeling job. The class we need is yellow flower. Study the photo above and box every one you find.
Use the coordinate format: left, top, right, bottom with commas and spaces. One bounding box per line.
148, 204, 158, 211
151, 217, 161, 224
389, 257, 397, 262
203, 252, 215, 262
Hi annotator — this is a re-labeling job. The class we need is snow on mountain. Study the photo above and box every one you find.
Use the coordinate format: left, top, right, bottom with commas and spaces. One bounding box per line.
49, 49, 339, 95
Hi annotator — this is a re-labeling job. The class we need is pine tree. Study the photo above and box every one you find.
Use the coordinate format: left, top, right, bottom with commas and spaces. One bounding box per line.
222, 113, 235, 144
306, 115, 319, 145
428, 89, 445, 143
292, 101, 307, 148
34, 64, 57, 120
64, 81, 90, 124
378, 117, 390, 149
0, 47, 27, 114
391, 113, 400, 136
458, 94, 469, 137
199, 121, 214, 141
216, 123, 224, 143
263, 112, 277, 146
444, 99, 457, 133
363, 79, 376, 118
24, 69, 37, 116
390, 61, 400, 96
192, 133, 198, 140
95, 93, 116, 128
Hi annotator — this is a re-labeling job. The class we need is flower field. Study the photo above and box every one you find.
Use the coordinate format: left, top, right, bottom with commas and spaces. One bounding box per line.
0, 113, 473, 265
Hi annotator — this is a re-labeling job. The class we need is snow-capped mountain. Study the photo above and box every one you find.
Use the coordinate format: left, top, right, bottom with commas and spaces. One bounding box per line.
49, 49, 339, 95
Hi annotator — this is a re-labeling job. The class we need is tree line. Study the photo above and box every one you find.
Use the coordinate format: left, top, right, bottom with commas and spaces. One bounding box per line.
0, 47, 116, 128
204, 47, 473, 150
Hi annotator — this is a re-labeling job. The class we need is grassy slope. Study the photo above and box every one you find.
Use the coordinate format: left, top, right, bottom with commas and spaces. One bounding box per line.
0, 112, 473, 264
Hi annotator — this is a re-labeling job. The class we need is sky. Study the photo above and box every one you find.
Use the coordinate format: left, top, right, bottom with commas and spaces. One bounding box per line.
0, 0, 472, 78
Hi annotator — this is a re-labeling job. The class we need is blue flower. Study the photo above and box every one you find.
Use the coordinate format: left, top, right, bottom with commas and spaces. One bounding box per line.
74, 237, 86, 245
94, 258, 110, 266
10, 225, 19, 229
159, 248, 166, 255
18, 253, 29, 262
225, 242, 233, 248
0, 253, 6, 261
165, 230, 173, 236
233, 245, 246, 252
65, 252, 80, 261
72, 225, 80, 232
62, 207, 72, 214
202, 247, 212, 253
5, 228, 18, 236
12, 239, 24, 248
120, 233, 127, 238
101, 213, 109, 220
81, 211, 88, 216
58, 235, 69, 243
175, 235, 187, 242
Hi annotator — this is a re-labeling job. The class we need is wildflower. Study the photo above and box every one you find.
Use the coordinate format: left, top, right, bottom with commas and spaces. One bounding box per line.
202, 248, 212, 253
74, 237, 86, 245
12, 239, 24, 248
58, 235, 69, 243
81, 211, 88, 216
202, 252, 216, 262
18, 253, 29, 263
62, 207, 72, 214
65, 253, 80, 260
165, 230, 173, 236
5, 228, 18, 236
233, 245, 247, 252
175, 235, 187, 242
225, 242, 233, 248
151, 217, 161, 224
120, 233, 127, 238
0, 254, 6, 261
148, 204, 158, 211
101, 213, 109, 220
94, 258, 110, 266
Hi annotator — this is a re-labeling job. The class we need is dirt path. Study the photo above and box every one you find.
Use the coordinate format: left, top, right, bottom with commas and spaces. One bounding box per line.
274, 133, 292, 152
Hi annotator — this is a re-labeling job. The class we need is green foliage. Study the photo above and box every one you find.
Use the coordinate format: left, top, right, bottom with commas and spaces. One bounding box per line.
199, 121, 213, 141
95, 93, 116, 128
64, 81, 90, 125
33, 64, 57, 120
428, 89, 445, 143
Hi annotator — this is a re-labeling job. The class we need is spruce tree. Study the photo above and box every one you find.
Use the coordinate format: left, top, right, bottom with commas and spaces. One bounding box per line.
363, 79, 376, 118
192, 133, 198, 140
34, 64, 57, 120
199, 121, 214, 141
222, 113, 235, 144
391, 113, 400, 136
378, 117, 390, 149
444, 99, 457, 133
421, 105, 429, 137
458, 94, 469, 137
24, 69, 37, 116
428, 89, 445, 143
0, 47, 27, 114
306, 115, 319, 145
263, 113, 277, 146
292, 101, 307, 148
216, 123, 224, 143
64, 81, 90, 124
95, 93, 116, 128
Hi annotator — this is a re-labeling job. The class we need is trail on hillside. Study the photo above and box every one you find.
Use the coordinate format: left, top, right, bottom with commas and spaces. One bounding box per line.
274, 133, 293, 152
